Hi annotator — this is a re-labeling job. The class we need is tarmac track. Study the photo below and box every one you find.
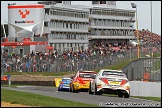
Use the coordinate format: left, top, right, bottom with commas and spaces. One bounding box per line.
1, 86, 161, 107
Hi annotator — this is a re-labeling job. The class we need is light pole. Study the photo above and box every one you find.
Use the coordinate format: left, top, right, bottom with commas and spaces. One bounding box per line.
149, 1, 153, 81
131, 3, 140, 58
129, 17, 133, 62
150, 1, 153, 57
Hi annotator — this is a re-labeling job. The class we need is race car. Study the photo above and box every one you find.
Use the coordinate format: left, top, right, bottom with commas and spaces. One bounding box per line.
58, 78, 72, 91
89, 69, 130, 98
70, 70, 97, 93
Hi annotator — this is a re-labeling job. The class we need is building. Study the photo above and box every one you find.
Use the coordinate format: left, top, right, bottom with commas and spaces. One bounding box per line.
80, 1, 136, 47
2, 1, 136, 55
43, 2, 90, 53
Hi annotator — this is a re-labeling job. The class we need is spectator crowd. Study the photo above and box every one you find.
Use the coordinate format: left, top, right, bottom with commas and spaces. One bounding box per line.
1, 29, 161, 73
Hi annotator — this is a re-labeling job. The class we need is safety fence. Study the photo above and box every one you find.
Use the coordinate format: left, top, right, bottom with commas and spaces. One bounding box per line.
1, 49, 138, 73
122, 57, 161, 82
1, 46, 161, 82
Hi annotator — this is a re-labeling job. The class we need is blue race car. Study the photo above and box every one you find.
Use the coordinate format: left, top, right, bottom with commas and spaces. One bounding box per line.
58, 78, 72, 91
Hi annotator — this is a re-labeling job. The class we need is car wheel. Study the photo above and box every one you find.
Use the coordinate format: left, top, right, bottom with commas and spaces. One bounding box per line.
89, 82, 93, 94
98, 91, 102, 95
72, 84, 78, 93
58, 88, 61, 91
124, 93, 130, 98
94, 83, 102, 95
71, 84, 74, 92
118, 93, 123, 97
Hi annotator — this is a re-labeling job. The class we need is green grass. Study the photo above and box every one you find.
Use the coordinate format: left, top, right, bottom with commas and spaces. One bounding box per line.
106, 60, 130, 70
152, 61, 161, 71
1, 88, 98, 107
93, 59, 132, 72
152, 53, 161, 57
104, 53, 160, 71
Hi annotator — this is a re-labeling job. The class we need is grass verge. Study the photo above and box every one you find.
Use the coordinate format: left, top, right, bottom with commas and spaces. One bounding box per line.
93, 58, 132, 72
1, 88, 98, 107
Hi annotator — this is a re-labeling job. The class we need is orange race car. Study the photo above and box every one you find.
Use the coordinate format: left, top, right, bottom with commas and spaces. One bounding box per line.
70, 70, 97, 93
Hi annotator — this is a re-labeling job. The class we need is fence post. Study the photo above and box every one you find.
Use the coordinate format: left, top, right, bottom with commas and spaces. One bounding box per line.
7, 75, 11, 85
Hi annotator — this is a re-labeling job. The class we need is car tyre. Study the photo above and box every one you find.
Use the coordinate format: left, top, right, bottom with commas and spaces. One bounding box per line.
124, 93, 130, 98
58, 88, 61, 91
89, 82, 93, 94
72, 84, 78, 93
94, 83, 102, 95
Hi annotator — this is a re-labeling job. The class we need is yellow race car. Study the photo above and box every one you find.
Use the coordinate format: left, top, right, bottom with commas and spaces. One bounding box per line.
70, 70, 97, 92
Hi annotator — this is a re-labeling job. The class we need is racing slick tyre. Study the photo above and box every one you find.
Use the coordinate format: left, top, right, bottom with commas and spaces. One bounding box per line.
124, 93, 130, 98
72, 84, 78, 93
94, 83, 102, 95
88, 82, 93, 94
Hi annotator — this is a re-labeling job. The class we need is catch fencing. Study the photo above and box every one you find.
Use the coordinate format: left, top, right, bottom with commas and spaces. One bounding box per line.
1, 46, 161, 82
122, 57, 161, 82
1, 49, 138, 74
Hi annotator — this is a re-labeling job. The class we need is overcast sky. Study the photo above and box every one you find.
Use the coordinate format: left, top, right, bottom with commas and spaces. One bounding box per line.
1, 1, 161, 35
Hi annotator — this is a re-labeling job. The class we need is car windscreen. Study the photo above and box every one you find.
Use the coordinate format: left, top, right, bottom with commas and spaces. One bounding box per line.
62, 79, 71, 82
79, 73, 96, 78
102, 71, 126, 77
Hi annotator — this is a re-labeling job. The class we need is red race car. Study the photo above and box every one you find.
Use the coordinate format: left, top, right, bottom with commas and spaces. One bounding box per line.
70, 70, 97, 93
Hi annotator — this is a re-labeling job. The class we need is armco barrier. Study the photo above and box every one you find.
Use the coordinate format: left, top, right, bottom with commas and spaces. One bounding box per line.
130, 81, 161, 97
